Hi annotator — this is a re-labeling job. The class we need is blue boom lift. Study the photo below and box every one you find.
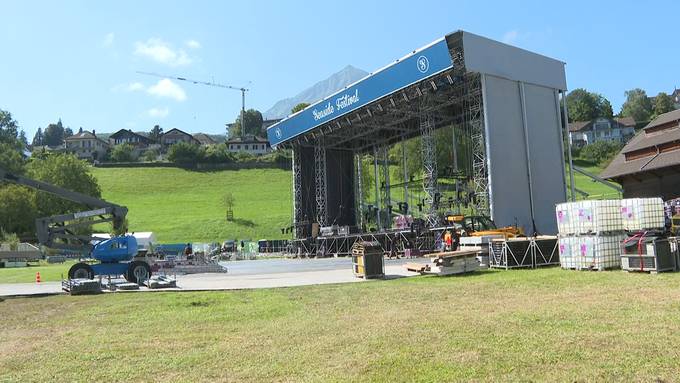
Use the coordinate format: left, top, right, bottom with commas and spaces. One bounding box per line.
0, 167, 151, 283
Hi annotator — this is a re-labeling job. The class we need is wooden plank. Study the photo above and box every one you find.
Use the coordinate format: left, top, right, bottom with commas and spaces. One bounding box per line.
404, 262, 429, 273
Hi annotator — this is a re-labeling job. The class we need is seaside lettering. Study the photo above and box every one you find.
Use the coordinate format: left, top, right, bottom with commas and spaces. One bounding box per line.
311, 89, 361, 121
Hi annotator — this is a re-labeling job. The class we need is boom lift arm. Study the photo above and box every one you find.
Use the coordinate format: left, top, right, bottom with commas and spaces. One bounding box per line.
0, 167, 128, 252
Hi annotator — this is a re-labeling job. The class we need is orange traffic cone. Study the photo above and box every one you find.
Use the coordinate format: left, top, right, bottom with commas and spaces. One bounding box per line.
35, 272, 41, 283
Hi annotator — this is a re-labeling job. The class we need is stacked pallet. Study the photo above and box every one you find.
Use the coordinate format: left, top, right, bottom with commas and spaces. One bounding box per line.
459, 235, 502, 267
425, 249, 480, 276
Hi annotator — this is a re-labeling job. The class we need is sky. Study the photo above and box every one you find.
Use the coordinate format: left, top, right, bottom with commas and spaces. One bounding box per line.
1, 0, 678, 141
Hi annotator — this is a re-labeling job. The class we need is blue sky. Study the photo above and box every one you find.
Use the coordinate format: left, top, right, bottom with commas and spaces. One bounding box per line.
1, 0, 678, 140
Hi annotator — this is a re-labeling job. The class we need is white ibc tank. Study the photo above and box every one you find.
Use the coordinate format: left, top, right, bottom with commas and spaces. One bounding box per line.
620, 198, 665, 231
556, 200, 622, 235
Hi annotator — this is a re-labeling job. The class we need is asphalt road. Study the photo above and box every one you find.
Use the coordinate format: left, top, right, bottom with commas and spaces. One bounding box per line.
0, 257, 425, 297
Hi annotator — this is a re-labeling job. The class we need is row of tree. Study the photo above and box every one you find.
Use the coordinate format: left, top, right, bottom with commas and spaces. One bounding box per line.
566, 88, 676, 124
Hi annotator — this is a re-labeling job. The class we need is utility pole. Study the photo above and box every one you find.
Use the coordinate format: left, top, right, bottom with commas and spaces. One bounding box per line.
136, 71, 249, 138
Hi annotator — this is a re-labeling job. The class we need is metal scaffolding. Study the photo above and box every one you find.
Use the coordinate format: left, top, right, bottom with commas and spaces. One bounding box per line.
380, 145, 391, 221
292, 147, 305, 239
419, 103, 439, 227
314, 141, 328, 226
355, 152, 364, 229
468, 74, 488, 215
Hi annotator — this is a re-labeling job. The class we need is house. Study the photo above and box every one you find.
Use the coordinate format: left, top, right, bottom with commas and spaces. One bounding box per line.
225, 135, 271, 155
109, 129, 153, 147
672, 88, 680, 110
161, 128, 198, 147
601, 109, 680, 199
64, 129, 109, 160
193, 133, 217, 146
569, 117, 636, 147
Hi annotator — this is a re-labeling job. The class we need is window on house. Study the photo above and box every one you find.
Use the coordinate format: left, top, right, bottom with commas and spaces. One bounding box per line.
245, 145, 249, 150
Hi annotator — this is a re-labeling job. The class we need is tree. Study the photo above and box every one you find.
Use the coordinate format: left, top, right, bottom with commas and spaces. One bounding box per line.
32, 128, 44, 146
149, 124, 164, 143
43, 119, 66, 146
0, 142, 25, 174
620, 88, 653, 124
64, 127, 74, 139
565, 89, 613, 121
167, 141, 205, 164
580, 140, 623, 166
229, 109, 264, 137
653, 92, 675, 117
291, 103, 310, 114
0, 109, 26, 173
110, 143, 135, 162
0, 109, 21, 147
223, 192, 235, 221
26, 153, 102, 218
0, 185, 36, 236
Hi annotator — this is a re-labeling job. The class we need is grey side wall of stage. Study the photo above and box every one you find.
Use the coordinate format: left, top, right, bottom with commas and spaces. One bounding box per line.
482, 75, 566, 235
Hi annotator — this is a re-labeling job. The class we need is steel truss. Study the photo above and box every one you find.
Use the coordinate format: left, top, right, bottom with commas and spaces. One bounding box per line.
314, 140, 328, 226
380, 145, 391, 219
355, 152, 364, 229
419, 101, 439, 227
292, 147, 305, 239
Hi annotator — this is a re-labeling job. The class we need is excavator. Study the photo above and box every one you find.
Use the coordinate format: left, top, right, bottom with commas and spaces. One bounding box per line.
0, 167, 151, 283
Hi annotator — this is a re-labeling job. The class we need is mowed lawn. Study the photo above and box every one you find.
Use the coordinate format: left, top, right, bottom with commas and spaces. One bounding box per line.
90, 167, 292, 243
3, 268, 680, 382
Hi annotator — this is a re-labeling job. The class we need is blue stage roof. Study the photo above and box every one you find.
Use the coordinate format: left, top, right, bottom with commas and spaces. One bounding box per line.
266, 37, 454, 148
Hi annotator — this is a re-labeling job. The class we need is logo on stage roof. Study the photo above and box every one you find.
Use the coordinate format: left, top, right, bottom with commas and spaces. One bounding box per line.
417, 55, 429, 73
275, 127, 282, 139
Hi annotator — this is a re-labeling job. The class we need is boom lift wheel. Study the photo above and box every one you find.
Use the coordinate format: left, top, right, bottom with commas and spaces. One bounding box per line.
68, 262, 94, 279
125, 261, 151, 284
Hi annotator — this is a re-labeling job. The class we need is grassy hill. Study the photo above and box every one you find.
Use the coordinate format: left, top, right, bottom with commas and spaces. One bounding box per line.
90, 167, 292, 244
87, 160, 618, 244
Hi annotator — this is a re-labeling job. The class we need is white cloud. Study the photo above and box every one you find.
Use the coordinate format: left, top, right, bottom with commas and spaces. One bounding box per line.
147, 79, 187, 101
502, 30, 519, 44
147, 107, 169, 118
127, 82, 144, 91
134, 38, 192, 66
185, 39, 201, 49
103, 32, 115, 47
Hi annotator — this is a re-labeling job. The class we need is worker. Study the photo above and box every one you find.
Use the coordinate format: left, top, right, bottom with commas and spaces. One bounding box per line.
184, 243, 193, 260
444, 230, 453, 251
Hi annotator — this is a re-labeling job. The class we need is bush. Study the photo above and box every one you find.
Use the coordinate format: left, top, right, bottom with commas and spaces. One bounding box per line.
167, 141, 205, 164
233, 151, 256, 162
204, 144, 236, 164
110, 143, 136, 162
142, 147, 160, 162
579, 141, 623, 165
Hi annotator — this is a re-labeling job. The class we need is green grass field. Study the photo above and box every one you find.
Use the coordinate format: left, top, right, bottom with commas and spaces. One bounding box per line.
0, 261, 74, 283
90, 167, 292, 243
567, 159, 623, 200
2, 268, 680, 382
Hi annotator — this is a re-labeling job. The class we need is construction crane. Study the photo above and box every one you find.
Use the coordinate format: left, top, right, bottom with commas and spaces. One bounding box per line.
136, 71, 249, 137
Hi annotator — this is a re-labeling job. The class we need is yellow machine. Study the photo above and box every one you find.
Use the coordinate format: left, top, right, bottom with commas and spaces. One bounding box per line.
445, 214, 525, 239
